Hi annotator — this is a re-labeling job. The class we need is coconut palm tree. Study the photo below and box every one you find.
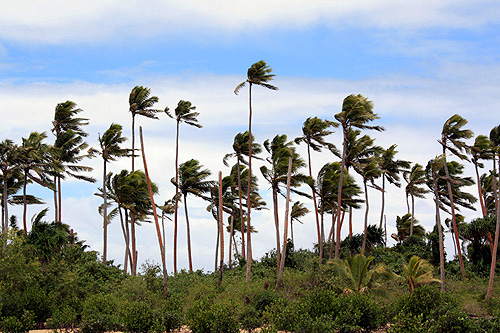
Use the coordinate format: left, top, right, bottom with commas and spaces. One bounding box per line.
333, 95, 384, 259
172, 159, 212, 272
128, 86, 162, 171
378, 144, 410, 228
294, 116, 334, 254
0, 139, 20, 232
439, 114, 474, 278
487, 125, 500, 300
399, 256, 441, 292
469, 135, 492, 217
290, 201, 309, 245
392, 213, 426, 243
97, 123, 130, 264
166, 100, 202, 274
235, 60, 278, 282
404, 163, 429, 236
223, 131, 262, 260
260, 134, 308, 262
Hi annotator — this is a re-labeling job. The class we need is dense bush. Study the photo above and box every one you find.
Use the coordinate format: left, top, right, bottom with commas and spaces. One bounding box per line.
185, 297, 238, 333
0, 311, 35, 333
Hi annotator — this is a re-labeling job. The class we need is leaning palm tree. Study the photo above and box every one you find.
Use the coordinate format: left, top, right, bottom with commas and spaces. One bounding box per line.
166, 100, 202, 274
235, 60, 278, 282
128, 86, 162, 171
487, 125, 500, 299
469, 135, 492, 217
392, 213, 426, 243
223, 131, 262, 260
294, 116, 334, 254
290, 201, 309, 245
404, 163, 429, 236
97, 123, 130, 264
439, 114, 474, 278
172, 159, 212, 272
399, 256, 441, 292
378, 144, 410, 228
334, 94, 384, 259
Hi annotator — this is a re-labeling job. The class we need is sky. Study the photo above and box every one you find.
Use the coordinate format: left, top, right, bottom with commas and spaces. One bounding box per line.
1, 0, 499, 274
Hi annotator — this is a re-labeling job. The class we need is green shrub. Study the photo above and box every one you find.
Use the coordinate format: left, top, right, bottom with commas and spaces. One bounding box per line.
150, 303, 182, 333
185, 297, 238, 333
46, 305, 78, 330
0, 311, 35, 333
80, 293, 119, 333
119, 300, 154, 333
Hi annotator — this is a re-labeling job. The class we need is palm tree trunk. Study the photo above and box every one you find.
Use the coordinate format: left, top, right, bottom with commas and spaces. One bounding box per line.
319, 208, 324, 262
218, 171, 224, 285
131, 214, 137, 275
131, 113, 136, 171
237, 161, 246, 260
58, 176, 62, 223
361, 180, 370, 255
103, 160, 108, 264
174, 120, 180, 274
433, 169, 446, 292
119, 206, 130, 273
184, 193, 193, 272
229, 215, 234, 268
443, 150, 466, 279
487, 152, 500, 299
140, 127, 168, 291
3, 170, 8, 232
23, 170, 28, 236
349, 207, 353, 238
53, 175, 58, 223
246, 83, 253, 282
307, 144, 322, 256
276, 157, 292, 289
474, 162, 487, 217
335, 127, 348, 259
272, 187, 281, 264
410, 192, 415, 236
379, 176, 385, 228
214, 217, 219, 271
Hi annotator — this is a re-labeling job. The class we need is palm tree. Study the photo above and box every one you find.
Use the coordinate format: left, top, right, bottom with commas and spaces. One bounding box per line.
404, 163, 429, 236
172, 159, 212, 272
235, 60, 278, 282
294, 116, 334, 254
487, 125, 500, 300
469, 135, 492, 217
260, 134, 308, 262
19, 132, 54, 235
290, 201, 309, 245
0, 139, 20, 232
439, 114, 474, 278
223, 131, 262, 260
359, 158, 382, 255
333, 95, 384, 259
128, 86, 163, 171
392, 213, 426, 243
166, 100, 202, 274
378, 144, 410, 228
400, 256, 441, 292
97, 123, 130, 264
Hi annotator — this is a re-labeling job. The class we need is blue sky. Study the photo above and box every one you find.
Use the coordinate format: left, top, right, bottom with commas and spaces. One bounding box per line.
1, 1, 500, 273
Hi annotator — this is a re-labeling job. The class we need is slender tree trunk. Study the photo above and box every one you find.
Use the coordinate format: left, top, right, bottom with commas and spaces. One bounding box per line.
307, 144, 322, 256
58, 176, 62, 223
433, 169, 446, 292
410, 192, 415, 236
272, 187, 281, 264
140, 127, 168, 292
174, 120, 180, 274
245, 84, 253, 282
218, 171, 224, 284
487, 153, 500, 299
237, 161, 246, 260
290, 219, 294, 245
276, 157, 292, 290
53, 175, 58, 223
379, 176, 385, 228
103, 160, 108, 264
229, 215, 234, 268
475, 162, 487, 217
131, 213, 137, 275
23, 170, 28, 236
443, 149, 466, 279
131, 113, 135, 171
319, 209, 324, 262
361, 180, 370, 255
2, 170, 8, 232
406, 193, 410, 215
184, 194, 193, 272
349, 207, 353, 238
119, 206, 130, 273
335, 127, 348, 259
214, 217, 219, 272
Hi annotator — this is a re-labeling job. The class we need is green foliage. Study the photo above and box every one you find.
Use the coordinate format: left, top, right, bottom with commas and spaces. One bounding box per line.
0, 311, 35, 333
119, 301, 154, 333
46, 305, 78, 330
185, 297, 238, 333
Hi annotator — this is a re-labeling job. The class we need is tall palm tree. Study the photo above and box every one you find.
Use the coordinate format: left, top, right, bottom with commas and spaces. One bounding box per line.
439, 114, 474, 278
469, 135, 492, 217
128, 86, 162, 171
290, 201, 309, 245
378, 144, 410, 227
260, 134, 308, 262
172, 159, 212, 272
392, 213, 426, 243
223, 131, 262, 260
294, 116, 334, 254
166, 100, 202, 274
487, 125, 500, 299
333, 94, 384, 259
235, 60, 278, 282
0, 139, 20, 232
404, 163, 429, 236
19, 132, 54, 235
97, 123, 130, 264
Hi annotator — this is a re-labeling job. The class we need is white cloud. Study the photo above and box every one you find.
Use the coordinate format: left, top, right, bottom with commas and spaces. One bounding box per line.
0, 1, 498, 43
